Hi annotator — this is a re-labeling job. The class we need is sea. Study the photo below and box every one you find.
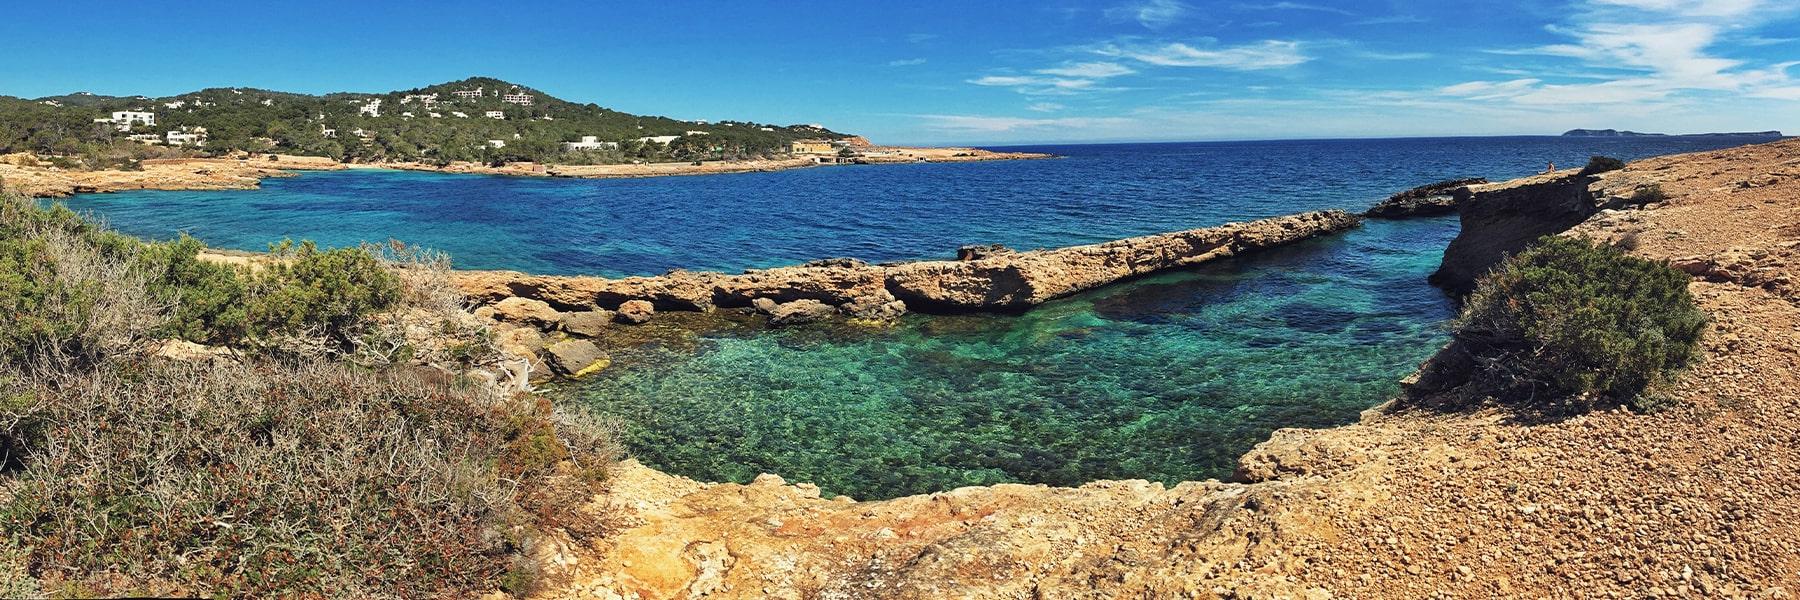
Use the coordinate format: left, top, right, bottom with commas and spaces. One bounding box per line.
59, 135, 1770, 498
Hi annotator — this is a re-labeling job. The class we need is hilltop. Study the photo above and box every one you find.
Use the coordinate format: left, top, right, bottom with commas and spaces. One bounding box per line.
1, 76, 850, 166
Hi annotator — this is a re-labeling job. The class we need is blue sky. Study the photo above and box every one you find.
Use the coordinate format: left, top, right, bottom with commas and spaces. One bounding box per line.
2, 0, 1797, 145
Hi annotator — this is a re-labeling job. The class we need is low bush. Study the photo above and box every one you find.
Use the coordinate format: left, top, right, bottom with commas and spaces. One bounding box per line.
1629, 183, 1669, 205
1579, 155, 1627, 175
0, 359, 618, 597
1454, 236, 1705, 410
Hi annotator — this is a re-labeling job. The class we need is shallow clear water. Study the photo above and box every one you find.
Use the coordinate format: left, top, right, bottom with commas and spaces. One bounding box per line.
59, 135, 1771, 499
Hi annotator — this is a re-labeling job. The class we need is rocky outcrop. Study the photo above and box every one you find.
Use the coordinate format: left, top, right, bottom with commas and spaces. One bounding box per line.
1427, 171, 1603, 294
0, 155, 345, 198
456, 210, 1363, 321
1364, 177, 1487, 218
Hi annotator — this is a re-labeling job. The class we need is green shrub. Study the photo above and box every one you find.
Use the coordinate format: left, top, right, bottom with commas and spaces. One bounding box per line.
1454, 236, 1705, 410
1629, 183, 1669, 205
243, 240, 401, 352
1579, 155, 1627, 175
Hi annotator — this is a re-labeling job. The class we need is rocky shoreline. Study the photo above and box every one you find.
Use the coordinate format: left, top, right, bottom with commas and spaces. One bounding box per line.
450, 210, 1362, 379
526, 139, 1800, 598
0, 147, 1053, 198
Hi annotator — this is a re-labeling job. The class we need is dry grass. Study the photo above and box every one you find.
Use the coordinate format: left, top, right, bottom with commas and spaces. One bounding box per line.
0, 191, 623, 597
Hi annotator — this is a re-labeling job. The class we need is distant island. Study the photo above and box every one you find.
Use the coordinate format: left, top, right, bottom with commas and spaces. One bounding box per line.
1562, 128, 1784, 138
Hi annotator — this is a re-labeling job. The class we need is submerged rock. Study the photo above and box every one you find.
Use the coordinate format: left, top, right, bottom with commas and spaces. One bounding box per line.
767, 299, 837, 326
544, 339, 610, 377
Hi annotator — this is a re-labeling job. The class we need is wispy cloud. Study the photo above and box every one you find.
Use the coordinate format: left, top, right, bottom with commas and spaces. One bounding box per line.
1236, 2, 1354, 16
969, 61, 1137, 95
888, 58, 929, 67
1026, 102, 1067, 112
1358, 50, 1433, 60
1097, 39, 1309, 70
1104, 0, 1188, 29
917, 114, 1133, 133
1036, 61, 1136, 78
1440, 0, 1800, 108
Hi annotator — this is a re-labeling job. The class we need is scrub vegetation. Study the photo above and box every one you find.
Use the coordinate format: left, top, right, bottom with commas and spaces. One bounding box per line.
0, 188, 619, 598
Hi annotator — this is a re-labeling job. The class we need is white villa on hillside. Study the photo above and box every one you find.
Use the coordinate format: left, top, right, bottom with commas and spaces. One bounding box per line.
484, 110, 505, 119
359, 99, 382, 117
561, 136, 618, 152
453, 87, 484, 100
634, 135, 680, 144
486, 139, 507, 148
503, 93, 533, 105
165, 126, 206, 146
451, 111, 469, 118
400, 93, 438, 107
109, 110, 155, 130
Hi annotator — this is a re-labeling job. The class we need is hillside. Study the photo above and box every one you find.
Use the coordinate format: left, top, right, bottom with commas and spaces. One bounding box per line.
1, 77, 848, 165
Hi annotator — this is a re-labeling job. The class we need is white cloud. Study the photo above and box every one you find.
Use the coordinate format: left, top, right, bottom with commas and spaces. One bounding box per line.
1236, 2, 1354, 16
1026, 102, 1067, 112
968, 75, 1102, 95
888, 58, 928, 67
917, 114, 1133, 133
1358, 51, 1434, 60
1588, 0, 1765, 18
1037, 61, 1136, 78
1098, 40, 1309, 70
1104, 0, 1187, 29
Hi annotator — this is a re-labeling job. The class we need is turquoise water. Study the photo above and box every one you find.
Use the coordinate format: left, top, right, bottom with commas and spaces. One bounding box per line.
576, 218, 1456, 498
58, 136, 1771, 499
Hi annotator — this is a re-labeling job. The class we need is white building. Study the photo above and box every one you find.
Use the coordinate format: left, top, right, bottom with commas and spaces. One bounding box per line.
126, 133, 162, 144
109, 111, 155, 130
164, 126, 206, 146
400, 93, 438, 106
401, 111, 415, 118
502, 93, 534, 105
484, 110, 505, 119
634, 135, 680, 144
452, 87, 484, 99
561, 136, 619, 152
486, 139, 507, 148
320, 127, 337, 138
684, 130, 710, 136
163, 100, 186, 109
428, 112, 443, 118
451, 111, 469, 118
359, 99, 382, 117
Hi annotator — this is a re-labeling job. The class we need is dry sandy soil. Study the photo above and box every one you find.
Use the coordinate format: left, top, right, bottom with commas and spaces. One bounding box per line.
529, 139, 1800, 599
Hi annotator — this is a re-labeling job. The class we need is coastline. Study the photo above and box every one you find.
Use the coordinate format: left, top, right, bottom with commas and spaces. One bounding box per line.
0, 146, 1055, 198
522, 138, 1800, 598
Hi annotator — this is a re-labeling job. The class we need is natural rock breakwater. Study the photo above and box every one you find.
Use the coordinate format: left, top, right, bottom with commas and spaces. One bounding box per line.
456, 210, 1361, 318
453, 210, 1360, 380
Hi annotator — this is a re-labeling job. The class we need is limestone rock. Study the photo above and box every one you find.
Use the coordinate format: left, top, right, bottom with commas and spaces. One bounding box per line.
766, 299, 836, 326
544, 339, 609, 377
616, 300, 655, 325
1429, 171, 1602, 295
487, 297, 563, 329
1364, 177, 1487, 219
561, 310, 614, 337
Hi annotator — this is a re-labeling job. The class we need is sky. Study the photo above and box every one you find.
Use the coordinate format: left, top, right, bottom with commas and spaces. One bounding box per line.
2, 0, 1797, 145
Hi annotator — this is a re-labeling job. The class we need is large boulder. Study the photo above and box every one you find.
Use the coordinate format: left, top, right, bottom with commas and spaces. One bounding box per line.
616, 300, 656, 325
483, 297, 563, 329
767, 299, 837, 326
544, 339, 610, 378
561, 309, 614, 337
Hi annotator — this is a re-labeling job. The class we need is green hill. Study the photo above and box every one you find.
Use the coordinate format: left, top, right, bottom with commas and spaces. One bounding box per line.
2, 77, 848, 165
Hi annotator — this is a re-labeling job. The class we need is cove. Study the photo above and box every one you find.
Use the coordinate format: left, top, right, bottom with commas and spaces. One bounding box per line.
56, 136, 1772, 500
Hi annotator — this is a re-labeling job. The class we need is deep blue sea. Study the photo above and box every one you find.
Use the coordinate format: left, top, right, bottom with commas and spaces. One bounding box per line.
60, 135, 1770, 498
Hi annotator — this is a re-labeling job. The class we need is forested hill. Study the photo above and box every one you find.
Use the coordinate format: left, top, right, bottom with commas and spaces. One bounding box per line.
0, 77, 849, 165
